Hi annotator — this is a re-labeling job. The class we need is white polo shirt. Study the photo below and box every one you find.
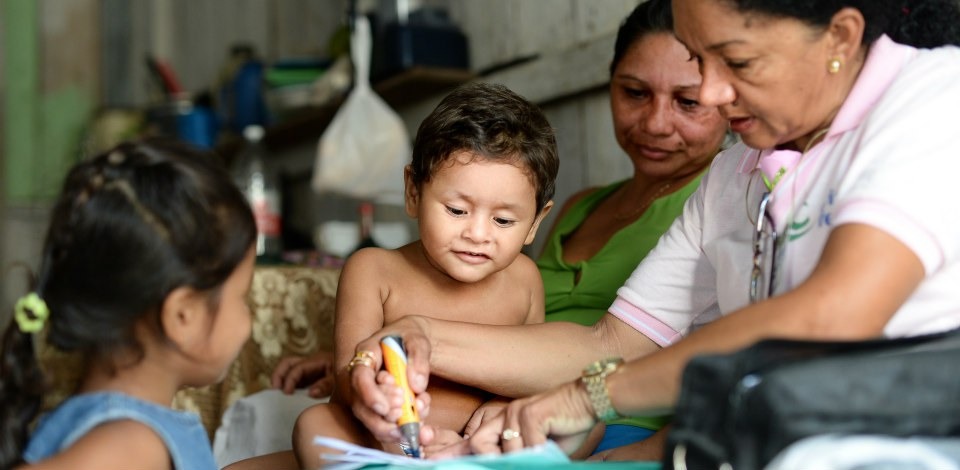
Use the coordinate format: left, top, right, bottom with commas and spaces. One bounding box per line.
610, 36, 960, 345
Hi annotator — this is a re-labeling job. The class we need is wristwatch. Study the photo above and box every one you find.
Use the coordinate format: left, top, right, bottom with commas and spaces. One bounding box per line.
581, 357, 624, 422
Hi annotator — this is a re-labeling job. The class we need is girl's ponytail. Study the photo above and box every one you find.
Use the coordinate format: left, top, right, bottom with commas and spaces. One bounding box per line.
0, 301, 48, 470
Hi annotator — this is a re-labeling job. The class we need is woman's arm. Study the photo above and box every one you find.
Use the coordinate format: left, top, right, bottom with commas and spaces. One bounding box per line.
474, 223, 925, 455
614, 222, 925, 411
347, 308, 659, 447
361, 311, 660, 400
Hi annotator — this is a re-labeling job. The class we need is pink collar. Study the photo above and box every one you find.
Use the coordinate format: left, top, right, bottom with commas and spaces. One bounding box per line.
737, 36, 917, 225
738, 35, 918, 179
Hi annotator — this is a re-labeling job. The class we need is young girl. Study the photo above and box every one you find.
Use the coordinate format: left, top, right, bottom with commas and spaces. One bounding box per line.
0, 139, 257, 470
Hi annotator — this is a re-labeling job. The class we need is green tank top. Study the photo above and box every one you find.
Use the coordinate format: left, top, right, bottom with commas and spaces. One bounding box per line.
536, 175, 703, 430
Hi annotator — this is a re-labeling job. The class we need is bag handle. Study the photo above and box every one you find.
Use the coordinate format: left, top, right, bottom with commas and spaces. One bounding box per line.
671, 442, 734, 470
351, 15, 373, 90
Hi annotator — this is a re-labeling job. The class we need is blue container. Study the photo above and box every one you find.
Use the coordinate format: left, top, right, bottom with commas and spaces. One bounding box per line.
221, 60, 270, 133
177, 105, 218, 148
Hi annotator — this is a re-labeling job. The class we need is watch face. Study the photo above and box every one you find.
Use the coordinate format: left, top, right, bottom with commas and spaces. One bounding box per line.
585, 357, 623, 376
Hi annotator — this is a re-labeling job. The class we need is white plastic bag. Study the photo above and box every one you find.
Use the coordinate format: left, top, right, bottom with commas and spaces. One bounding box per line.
311, 16, 409, 205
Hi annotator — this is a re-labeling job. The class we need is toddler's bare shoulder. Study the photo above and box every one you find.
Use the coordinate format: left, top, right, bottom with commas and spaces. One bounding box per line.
504, 252, 542, 284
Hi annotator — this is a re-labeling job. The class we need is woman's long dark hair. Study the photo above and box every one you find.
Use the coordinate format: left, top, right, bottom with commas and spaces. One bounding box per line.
0, 138, 256, 468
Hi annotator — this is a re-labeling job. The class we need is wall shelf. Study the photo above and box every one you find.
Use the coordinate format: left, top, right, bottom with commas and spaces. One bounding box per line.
254, 66, 474, 154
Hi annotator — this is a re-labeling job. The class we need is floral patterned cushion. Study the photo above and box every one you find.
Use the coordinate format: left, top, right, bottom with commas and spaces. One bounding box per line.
36, 265, 340, 439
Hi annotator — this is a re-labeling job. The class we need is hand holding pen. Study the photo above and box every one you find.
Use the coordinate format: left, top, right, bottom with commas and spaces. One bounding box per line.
347, 331, 435, 454
380, 335, 422, 458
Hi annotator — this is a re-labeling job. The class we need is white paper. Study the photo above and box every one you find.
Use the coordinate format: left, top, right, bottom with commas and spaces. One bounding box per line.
312, 436, 571, 470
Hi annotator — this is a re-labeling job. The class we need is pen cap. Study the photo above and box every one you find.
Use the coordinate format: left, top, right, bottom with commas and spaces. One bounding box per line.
380, 335, 420, 426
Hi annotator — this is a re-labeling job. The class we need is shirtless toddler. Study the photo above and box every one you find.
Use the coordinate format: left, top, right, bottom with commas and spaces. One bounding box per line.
292, 81, 559, 468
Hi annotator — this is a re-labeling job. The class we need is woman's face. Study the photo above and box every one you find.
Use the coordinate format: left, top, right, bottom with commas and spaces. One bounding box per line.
672, 0, 841, 150
610, 32, 727, 181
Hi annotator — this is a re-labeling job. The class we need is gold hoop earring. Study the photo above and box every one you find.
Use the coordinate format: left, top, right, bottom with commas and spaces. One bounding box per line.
828, 58, 843, 74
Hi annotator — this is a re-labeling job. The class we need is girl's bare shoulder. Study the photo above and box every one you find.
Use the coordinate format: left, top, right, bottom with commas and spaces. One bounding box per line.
27, 419, 170, 470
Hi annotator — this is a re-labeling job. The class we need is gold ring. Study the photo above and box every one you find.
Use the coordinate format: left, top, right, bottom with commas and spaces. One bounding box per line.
501, 428, 520, 441
347, 350, 376, 372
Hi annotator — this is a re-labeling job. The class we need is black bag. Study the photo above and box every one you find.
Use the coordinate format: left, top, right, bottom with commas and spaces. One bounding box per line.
663, 327, 960, 470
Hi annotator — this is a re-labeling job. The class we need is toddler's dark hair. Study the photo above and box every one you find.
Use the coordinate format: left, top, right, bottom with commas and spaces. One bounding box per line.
0, 138, 256, 468
408, 82, 559, 213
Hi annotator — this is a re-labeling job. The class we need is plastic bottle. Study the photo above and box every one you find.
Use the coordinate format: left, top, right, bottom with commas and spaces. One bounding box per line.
351, 201, 379, 255
217, 44, 269, 134
232, 125, 283, 263
231, 58, 269, 132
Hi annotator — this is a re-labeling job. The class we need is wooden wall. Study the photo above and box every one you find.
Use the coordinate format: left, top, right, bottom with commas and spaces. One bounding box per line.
0, 0, 643, 316
101, 0, 640, 256
1, 0, 101, 326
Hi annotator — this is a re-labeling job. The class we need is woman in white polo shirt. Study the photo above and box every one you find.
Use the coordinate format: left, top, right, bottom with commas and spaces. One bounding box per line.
346, 0, 960, 460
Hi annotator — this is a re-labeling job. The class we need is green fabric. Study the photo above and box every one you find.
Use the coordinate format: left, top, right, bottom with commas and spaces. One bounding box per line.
3, 0, 94, 203
265, 68, 324, 87
538, 175, 702, 325
3, 0, 40, 203
537, 174, 703, 431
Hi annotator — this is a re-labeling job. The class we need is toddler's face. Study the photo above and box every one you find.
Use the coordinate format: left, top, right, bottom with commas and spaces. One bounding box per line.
409, 151, 544, 283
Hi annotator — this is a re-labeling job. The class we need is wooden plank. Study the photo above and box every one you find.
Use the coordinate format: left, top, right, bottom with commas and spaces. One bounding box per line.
3, 0, 41, 204
481, 30, 615, 105
448, 0, 513, 73
100, 0, 134, 107
272, 0, 347, 59
374, 66, 474, 108
536, 99, 588, 254
512, 0, 576, 57
573, 0, 639, 43
41, 0, 99, 92
38, 0, 98, 198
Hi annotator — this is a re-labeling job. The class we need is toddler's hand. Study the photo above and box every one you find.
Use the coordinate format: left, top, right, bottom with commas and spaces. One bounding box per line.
270, 351, 335, 397
463, 398, 508, 438
423, 428, 464, 458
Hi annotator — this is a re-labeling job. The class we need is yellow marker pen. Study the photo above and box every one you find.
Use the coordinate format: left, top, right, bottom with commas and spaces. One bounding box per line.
379, 335, 422, 458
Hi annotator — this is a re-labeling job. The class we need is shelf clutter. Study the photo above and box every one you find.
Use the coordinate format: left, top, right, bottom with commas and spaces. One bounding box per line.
216, 66, 474, 160
273, 66, 472, 149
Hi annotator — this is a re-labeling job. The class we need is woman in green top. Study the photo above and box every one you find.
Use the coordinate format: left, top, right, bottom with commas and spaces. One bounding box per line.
260, 0, 729, 465
536, 0, 728, 459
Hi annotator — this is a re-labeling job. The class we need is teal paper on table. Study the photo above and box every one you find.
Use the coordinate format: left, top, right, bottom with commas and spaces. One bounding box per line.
313, 436, 661, 470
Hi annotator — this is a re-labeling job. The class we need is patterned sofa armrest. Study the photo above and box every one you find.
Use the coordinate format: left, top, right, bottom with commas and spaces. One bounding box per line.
36, 265, 340, 440
173, 265, 340, 437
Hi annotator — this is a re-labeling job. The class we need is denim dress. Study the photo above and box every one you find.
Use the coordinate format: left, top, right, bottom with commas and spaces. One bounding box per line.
24, 392, 216, 470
